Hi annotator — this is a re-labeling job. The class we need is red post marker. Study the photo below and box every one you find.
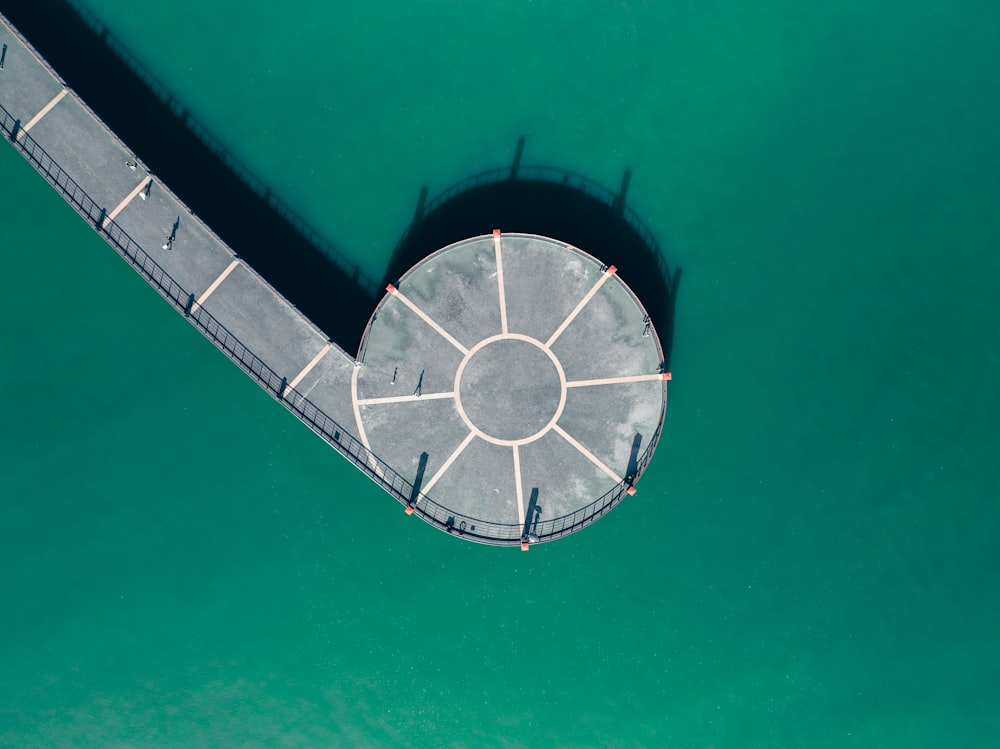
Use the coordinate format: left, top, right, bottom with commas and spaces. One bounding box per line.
661, 372, 672, 380
626, 486, 637, 496
404, 505, 414, 515
386, 284, 397, 294
521, 542, 530, 551
493, 228, 501, 237
606, 264, 618, 275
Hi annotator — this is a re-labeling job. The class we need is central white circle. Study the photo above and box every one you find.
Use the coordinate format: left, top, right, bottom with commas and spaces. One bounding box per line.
454, 333, 567, 446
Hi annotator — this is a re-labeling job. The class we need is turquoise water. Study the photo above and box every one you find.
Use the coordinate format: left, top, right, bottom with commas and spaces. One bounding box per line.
2, 1, 999, 746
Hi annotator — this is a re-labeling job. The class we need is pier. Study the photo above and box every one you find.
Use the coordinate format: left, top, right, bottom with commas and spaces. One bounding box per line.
358, 234, 668, 544
1, 12, 669, 546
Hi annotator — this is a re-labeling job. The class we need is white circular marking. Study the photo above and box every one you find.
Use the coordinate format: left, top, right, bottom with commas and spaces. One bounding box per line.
453, 333, 567, 446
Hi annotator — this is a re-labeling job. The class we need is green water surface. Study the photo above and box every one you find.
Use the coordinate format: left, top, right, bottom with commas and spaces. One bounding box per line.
2, 1, 999, 746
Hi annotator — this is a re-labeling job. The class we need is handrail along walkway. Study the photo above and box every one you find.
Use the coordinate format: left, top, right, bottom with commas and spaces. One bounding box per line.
57, 0, 380, 298
2, 105, 662, 545
1, 11, 663, 544
401, 165, 674, 286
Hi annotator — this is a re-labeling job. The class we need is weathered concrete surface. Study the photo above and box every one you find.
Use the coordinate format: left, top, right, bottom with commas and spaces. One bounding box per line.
2, 14, 669, 545
0, 14, 357, 473
355, 234, 667, 534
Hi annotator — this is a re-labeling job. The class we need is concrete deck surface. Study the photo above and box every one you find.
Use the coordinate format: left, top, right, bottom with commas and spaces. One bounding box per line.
2, 15, 668, 544
355, 234, 667, 537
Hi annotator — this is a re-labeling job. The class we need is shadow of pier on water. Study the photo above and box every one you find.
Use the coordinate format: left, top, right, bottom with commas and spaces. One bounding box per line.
1, 0, 379, 351
2, 2, 679, 369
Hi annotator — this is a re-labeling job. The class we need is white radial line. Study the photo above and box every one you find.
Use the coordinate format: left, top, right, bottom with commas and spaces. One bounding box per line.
513, 444, 526, 528
389, 287, 468, 355
552, 424, 623, 483
494, 231, 508, 334
348, 364, 387, 487
17, 88, 68, 139
567, 373, 667, 388
419, 431, 477, 500
285, 343, 332, 394
190, 259, 239, 314
356, 391, 454, 406
103, 175, 152, 226
545, 271, 613, 349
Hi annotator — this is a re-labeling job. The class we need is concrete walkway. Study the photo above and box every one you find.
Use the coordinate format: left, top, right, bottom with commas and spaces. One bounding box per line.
1, 14, 669, 546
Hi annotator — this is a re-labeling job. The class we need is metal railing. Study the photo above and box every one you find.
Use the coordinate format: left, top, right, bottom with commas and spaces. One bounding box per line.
409, 423, 662, 545
58, 0, 380, 298
0, 99, 424, 518
1, 98, 663, 547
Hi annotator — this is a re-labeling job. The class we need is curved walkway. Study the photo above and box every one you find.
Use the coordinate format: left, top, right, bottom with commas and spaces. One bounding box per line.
2, 13, 670, 546
354, 233, 668, 541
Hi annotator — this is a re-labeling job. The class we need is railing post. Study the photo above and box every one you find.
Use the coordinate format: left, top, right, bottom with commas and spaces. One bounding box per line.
613, 169, 632, 214
413, 185, 427, 221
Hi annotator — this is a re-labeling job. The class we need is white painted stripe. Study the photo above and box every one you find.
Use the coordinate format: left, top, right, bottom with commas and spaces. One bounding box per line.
17, 89, 68, 139
392, 290, 469, 355
494, 232, 508, 334
103, 176, 152, 226
420, 431, 477, 499
351, 364, 401, 480
545, 271, 612, 349
567, 373, 665, 388
356, 391, 455, 406
513, 444, 525, 528
286, 343, 332, 393
552, 424, 623, 483
189, 260, 239, 314
351, 363, 373, 451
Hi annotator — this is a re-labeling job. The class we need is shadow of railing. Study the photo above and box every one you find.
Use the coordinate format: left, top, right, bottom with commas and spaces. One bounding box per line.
411, 413, 663, 546
387, 160, 680, 368
1, 0, 378, 349
3, 101, 661, 546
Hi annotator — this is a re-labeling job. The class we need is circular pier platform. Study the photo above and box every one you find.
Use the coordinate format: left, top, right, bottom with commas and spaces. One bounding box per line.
353, 232, 668, 545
